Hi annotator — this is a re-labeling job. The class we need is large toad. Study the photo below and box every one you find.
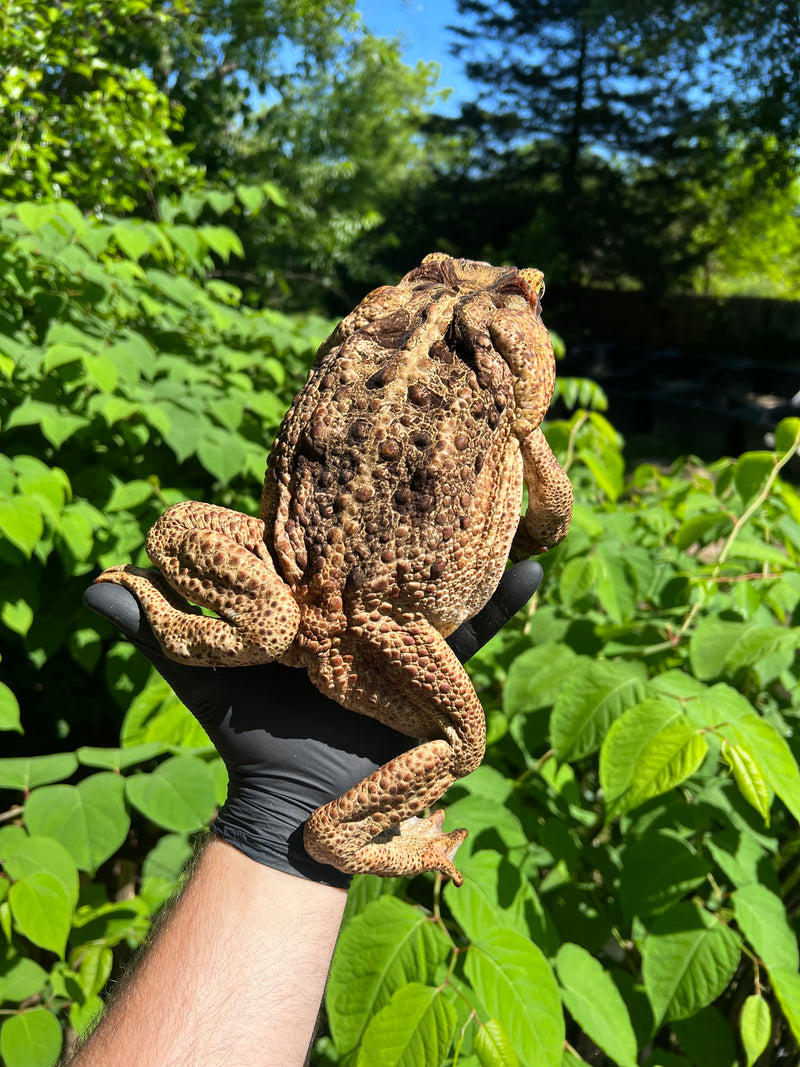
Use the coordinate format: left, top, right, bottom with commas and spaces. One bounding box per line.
97, 253, 573, 884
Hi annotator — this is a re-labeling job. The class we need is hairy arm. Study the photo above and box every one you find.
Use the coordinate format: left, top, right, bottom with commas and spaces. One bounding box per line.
70, 839, 346, 1067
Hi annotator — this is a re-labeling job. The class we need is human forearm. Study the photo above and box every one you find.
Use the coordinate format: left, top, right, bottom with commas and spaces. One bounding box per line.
69, 839, 347, 1067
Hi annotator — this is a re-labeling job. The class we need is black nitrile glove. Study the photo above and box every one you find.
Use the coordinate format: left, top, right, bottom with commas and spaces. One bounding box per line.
84, 560, 542, 888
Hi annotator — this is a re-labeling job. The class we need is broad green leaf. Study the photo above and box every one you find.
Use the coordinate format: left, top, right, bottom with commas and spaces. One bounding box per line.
0, 681, 22, 732
775, 416, 800, 456
195, 427, 253, 485
503, 644, 582, 715
105, 479, 154, 512
3, 834, 79, 906
672, 1006, 737, 1067
356, 983, 456, 1067
0, 1007, 62, 1067
465, 929, 564, 1067
732, 883, 798, 972
722, 741, 771, 822
1, 597, 34, 636
72, 944, 113, 998
113, 220, 156, 261
0, 497, 43, 556
126, 756, 217, 832
689, 616, 763, 681
8, 873, 73, 957
740, 995, 770, 1067
559, 555, 599, 607
76, 742, 168, 771
70, 897, 150, 949
550, 660, 648, 761
0, 956, 49, 1002
619, 831, 708, 918
733, 452, 774, 503
770, 967, 800, 1045
16, 202, 57, 233
705, 830, 775, 891
641, 902, 741, 1023
327, 896, 450, 1055
236, 184, 264, 213
600, 701, 706, 819
141, 833, 192, 882
439, 794, 528, 863
0, 753, 78, 790
443, 849, 552, 950
24, 773, 130, 873
555, 943, 637, 1067
474, 1018, 519, 1067
594, 552, 637, 623
724, 712, 800, 823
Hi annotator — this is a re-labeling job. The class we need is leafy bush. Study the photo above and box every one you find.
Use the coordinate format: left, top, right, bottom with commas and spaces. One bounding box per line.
1, 193, 799, 1065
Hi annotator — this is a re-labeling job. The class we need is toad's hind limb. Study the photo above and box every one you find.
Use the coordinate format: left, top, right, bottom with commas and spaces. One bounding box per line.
303, 612, 485, 884
95, 501, 300, 666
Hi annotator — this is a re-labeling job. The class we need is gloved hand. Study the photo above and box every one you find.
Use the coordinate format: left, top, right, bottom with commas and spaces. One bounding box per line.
84, 560, 543, 888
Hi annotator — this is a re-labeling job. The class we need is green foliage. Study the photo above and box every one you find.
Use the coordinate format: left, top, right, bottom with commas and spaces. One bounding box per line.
0, 190, 330, 753
0, 0, 200, 212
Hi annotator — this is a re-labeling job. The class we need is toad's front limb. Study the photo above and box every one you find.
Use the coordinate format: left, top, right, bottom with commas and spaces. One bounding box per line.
303, 611, 485, 885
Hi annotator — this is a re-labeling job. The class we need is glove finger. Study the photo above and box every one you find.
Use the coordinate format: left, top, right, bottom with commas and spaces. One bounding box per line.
446, 559, 543, 663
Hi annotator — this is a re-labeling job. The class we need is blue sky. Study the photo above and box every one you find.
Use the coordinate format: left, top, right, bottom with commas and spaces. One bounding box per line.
357, 0, 471, 113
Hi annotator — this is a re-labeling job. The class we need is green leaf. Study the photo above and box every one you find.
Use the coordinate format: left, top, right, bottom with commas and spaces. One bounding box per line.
690, 616, 799, 680
16, 203, 57, 232
70, 897, 150, 949
724, 712, 800, 823
0, 497, 43, 557
465, 929, 564, 1067
550, 660, 648, 761
236, 184, 264, 213
559, 555, 599, 607
770, 967, 800, 1045
141, 833, 192, 882
24, 773, 130, 873
72, 944, 113, 997
733, 452, 775, 503
125, 755, 217, 832
356, 983, 456, 1067
105, 479, 155, 512
0, 1007, 62, 1067
555, 943, 637, 1067
774, 417, 800, 456
113, 220, 156, 261
0, 753, 78, 790
474, 1018, 520, 1067
0, 681, 22, 733
619, 831, 708, 919
327, 896, 449, 1055
76, 742, 168, 771
600, 701, 707, 819
3, 834, 79, 906
641, 902, 741, 1024
0, 956, 49, 1003
443, 849, 551, 950
740, 995, 771, 1067
672, 1006, 737, 1067
722, 741, 771, 823
195, 426, 253, 485
732, 883, 798, 972
8, 873, 73, 957
503, 644, 581, 716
